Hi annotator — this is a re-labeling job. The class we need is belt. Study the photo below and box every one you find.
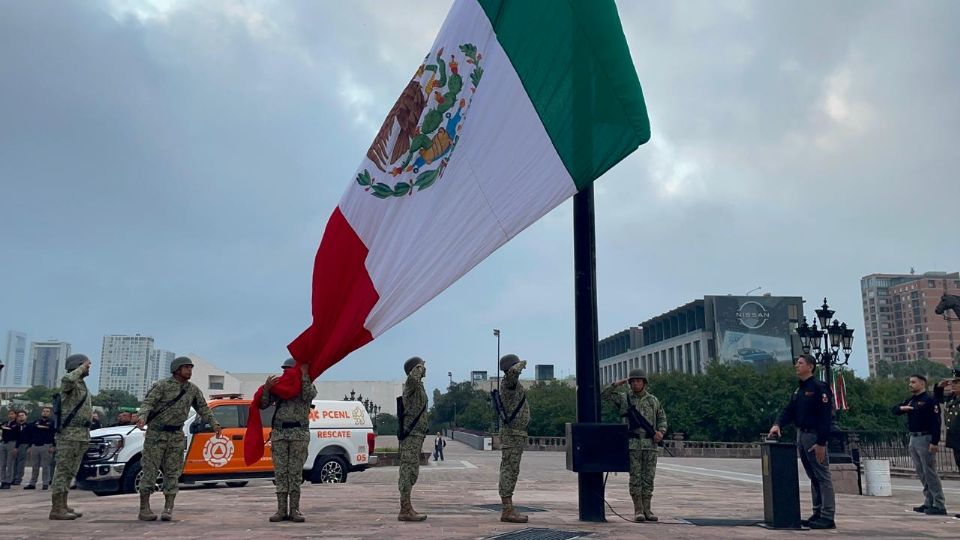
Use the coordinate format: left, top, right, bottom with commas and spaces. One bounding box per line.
909, 432, 931, 437
276, 421, 307, 429
798, 428, 818, 433
153, 425, 182, 433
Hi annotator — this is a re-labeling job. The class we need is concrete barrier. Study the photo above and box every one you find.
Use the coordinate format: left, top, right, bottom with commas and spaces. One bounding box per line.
446, 429, 492, 451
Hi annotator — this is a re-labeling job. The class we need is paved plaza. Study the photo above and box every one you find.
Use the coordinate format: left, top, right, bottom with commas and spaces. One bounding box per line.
1, 439, 958, 539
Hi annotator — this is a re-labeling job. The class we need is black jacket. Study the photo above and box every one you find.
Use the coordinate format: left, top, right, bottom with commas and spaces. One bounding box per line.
892, 392, 941, 445
777, 377, 833, 445
25, 418, 56, 446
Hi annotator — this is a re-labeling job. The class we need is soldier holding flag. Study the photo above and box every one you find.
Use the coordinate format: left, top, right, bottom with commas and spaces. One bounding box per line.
260, 358, 316, 523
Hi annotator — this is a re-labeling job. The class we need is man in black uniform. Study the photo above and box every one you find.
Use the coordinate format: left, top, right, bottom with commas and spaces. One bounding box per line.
0, 409, 21, 489
893, 374, 946, 515
24, 406, 56, 490
768, 354, 835, 529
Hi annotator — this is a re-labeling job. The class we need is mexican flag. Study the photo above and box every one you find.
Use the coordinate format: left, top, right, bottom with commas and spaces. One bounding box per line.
245, 0, 650, 464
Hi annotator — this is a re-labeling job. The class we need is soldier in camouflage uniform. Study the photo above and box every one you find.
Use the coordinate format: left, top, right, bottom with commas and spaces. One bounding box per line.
397, 356, 429, 522
136, 356, 221, 522
49, 354, 93, 520
260, 358, 316, 523
601, 368, 667, 522
497, 354, 530, 523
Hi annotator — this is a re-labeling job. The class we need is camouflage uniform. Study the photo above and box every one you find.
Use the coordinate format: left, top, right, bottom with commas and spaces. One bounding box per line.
261, 368, 316, 522
49, 365, 92, 520
139, 377, 219, 498
51, 366, 92, 495
398, 361, 429, 521
602, 380, 667, 521
498, 363, 529, 498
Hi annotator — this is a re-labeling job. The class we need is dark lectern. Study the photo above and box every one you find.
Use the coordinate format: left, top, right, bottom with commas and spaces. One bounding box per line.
761, 441, 801, 529
565, 423, 629, 473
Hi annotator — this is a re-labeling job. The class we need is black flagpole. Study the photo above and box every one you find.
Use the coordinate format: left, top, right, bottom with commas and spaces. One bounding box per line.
574, 185, 604, 522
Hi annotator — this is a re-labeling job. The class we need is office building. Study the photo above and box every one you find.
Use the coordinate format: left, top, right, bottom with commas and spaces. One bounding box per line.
99, 335, 155, 400
1, 331, 29, 388
599, 294, 804, 385
30, 341, 72, 388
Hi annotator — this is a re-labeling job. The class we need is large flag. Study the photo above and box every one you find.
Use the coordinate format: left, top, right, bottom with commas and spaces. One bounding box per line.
245, 0, 650, 464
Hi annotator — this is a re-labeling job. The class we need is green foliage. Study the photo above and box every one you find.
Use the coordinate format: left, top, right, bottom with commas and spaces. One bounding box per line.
525, 381, 576, 437
874, 358, 953, 380
20, 385, 57, 404
375, 413, 398, 436
424, 363, 934, 442
91, 389, 140, 423
428, 382, 493, 433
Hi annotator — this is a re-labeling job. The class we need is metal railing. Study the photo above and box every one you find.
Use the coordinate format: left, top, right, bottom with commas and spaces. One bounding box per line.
848, 430, 958, 476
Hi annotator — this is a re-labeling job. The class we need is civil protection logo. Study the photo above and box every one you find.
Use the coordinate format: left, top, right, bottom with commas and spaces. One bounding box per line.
202, 435, 235, 468
357, 43, 484, 198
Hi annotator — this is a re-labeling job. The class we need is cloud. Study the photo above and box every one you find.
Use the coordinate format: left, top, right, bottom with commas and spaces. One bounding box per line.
1, 1, 958, 394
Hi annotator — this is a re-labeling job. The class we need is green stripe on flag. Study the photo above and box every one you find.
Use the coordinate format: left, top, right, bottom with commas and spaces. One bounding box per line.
478, 0, 650, 190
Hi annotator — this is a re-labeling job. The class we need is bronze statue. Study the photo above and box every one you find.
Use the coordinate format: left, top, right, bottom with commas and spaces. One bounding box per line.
934, 293, 960, 321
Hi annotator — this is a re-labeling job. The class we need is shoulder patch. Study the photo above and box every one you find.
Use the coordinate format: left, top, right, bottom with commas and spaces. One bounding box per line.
822, 393, 829, 403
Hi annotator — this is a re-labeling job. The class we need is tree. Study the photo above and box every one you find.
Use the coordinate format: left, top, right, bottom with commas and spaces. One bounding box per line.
20, 385, 56, 405
92, 389, 140, 424
526, 381, 576, 437
375, 413, 398, 436
875, 358, 952, 380
428, 382, 492, 433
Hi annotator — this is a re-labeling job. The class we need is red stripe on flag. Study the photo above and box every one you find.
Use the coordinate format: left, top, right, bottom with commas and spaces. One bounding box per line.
244, 207, 378, 465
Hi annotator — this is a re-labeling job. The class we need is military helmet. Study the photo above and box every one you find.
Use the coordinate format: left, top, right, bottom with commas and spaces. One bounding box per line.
404, 356, 424, 375
499, 354, 521, 372
281, 358, 296, 369
627, 368, 647, 381
170, 356, 194, 374
65, 354, 90, 371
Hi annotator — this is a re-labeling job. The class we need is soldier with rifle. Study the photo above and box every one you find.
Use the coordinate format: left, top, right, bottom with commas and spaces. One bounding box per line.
601, 368, 667, 522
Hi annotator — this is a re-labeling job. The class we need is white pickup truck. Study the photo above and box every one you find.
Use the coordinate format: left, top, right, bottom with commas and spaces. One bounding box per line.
77, 396, 378, 495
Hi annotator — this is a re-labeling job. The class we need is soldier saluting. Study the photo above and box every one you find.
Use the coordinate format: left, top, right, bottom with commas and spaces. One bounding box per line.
397, 356, 429, 521
48, 354, 93, 520
494, 354, 530, 523
601, 368, 667, 522
260, 358, 316, 523
136, 356, 221, 522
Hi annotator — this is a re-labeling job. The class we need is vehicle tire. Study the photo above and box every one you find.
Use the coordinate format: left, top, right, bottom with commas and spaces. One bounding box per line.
122, 459, 163, 494
310, 455, 348, 484
92, 489, 113, 497
225, 481, 248, 488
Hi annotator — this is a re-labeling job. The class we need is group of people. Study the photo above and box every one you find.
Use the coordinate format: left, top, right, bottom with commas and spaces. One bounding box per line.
1, 406, 57, 490
769, 354, 960, 529
4, 349, 956, 527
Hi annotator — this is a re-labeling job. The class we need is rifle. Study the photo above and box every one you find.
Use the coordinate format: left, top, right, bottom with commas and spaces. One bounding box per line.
625, 394, 673, 457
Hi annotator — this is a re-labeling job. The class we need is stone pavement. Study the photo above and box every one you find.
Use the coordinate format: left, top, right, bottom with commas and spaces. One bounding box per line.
0, 439, 958, 539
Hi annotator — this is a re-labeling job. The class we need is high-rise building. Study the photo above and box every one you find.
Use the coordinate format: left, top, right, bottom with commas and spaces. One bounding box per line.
149, 349, 175, 387
1, 331, 29, 388
862, 271, 960, 375
99, 335, 155, 399
29, 341, 72, 388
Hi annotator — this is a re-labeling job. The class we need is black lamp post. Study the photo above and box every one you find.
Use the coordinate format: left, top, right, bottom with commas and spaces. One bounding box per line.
795, 298, 855, 393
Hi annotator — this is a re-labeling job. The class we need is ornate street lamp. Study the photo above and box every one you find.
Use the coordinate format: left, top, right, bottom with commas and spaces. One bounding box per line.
795, 298, 855, 394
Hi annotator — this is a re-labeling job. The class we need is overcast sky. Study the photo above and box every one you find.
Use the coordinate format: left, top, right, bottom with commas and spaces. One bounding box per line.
1, 0, 957, 395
